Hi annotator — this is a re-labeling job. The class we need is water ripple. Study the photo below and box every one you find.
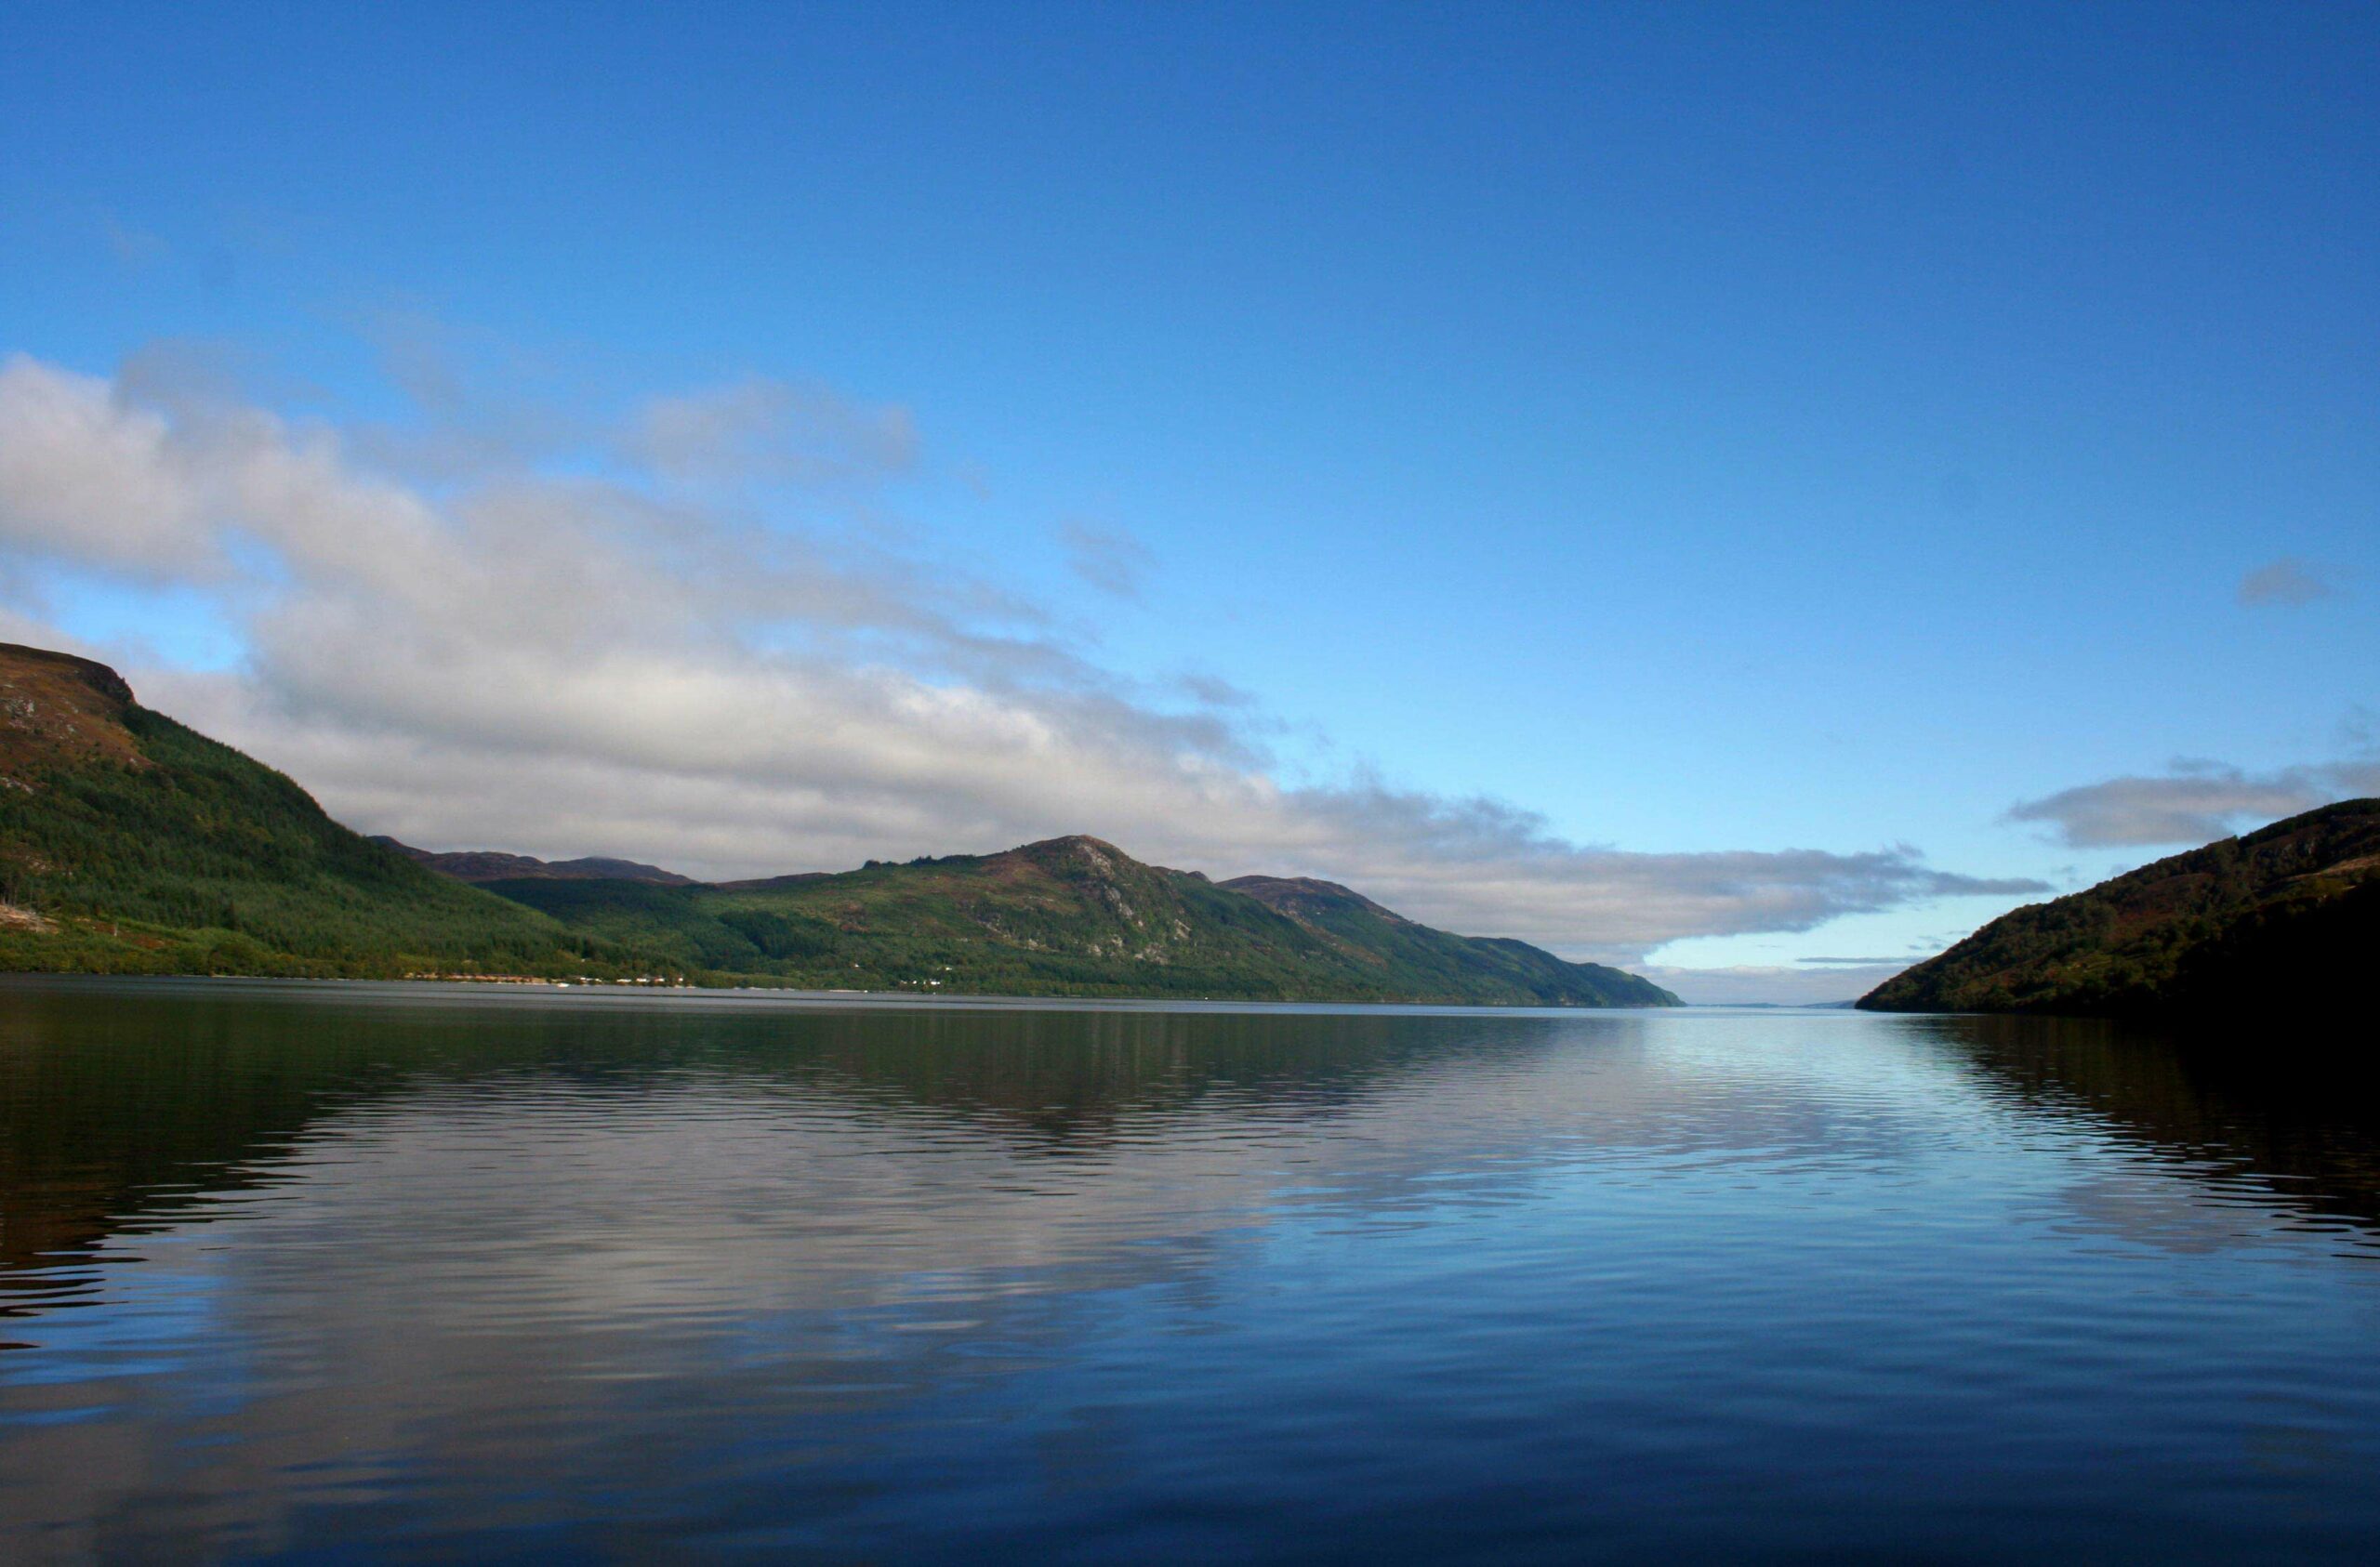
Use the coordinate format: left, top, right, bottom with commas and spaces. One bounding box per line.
4, 982, 2379, 1562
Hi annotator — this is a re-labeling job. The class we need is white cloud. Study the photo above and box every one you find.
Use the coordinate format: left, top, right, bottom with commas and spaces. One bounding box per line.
0, 358, 213, 577
0, 349, 2041, 964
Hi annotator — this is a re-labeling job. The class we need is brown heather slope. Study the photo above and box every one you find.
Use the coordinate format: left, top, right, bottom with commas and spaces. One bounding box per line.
0, 644, 146, 779
1859, 799, 2380, 1019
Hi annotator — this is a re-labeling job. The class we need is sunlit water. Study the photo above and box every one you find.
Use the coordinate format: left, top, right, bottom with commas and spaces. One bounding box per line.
5, 978, 2379, 1563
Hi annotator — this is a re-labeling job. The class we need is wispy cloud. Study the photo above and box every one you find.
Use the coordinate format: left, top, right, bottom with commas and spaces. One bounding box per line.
624, 376, 918, 487
1177, 672, 1257, 708
99, 214, 170, 269
2007, 756, 2380, 848
1061, 522, 1155, 599
0, 347, 2039, 963
2237, 556, 2347, 608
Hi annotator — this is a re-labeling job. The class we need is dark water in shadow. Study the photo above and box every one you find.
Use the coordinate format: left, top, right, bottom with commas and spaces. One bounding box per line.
4, 978, 2378, 1563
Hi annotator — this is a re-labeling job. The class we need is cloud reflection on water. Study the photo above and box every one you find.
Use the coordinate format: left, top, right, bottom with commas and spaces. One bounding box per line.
5, 982, 2379, 1562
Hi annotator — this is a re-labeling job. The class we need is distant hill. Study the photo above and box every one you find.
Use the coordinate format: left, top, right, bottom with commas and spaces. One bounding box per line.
1859, 799, 2380, 1018
0, 643, 656, 980
1221, 875, 1676, 1006
372, 839, 694, 885
0, 642, 1677, 1005
480, 835, 1682, 1006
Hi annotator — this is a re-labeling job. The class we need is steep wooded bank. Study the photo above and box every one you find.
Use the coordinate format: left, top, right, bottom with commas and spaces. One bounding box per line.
1859, 800, 2380, 1018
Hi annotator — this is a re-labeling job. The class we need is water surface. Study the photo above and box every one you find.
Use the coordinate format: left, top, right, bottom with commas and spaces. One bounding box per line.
5, 978, 2378, 1562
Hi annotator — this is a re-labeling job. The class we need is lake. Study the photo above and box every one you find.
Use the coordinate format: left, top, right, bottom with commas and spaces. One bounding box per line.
4, 978, 2378, 1563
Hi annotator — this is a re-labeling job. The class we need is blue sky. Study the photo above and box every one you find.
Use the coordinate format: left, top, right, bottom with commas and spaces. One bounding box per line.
1, 2, 2373, 998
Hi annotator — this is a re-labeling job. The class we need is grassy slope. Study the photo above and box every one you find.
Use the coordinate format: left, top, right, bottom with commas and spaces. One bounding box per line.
488, 836, 1684, 1005
1858, 799, 2380, 1016
1221, 875, 1677, 1006
0, 652, 655, 980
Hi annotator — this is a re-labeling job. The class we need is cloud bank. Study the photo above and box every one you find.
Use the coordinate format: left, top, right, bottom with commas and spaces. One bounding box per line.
0, 349, 2042, 963
2007, 757, 2380, 848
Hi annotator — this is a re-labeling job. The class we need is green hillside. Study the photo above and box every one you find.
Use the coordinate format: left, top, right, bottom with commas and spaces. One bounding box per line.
1221, 875, 1678, 1006
480, 836, 1680, 1005
0, 644, 656, 980
1858, 799, 2380, 1018
0, 640, 1678, 1005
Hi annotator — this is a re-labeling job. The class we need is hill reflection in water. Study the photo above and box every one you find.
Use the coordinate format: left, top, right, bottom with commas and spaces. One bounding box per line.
1924, 1011, 2380, 1249
8, 980, 2376, 1301
5, 979, 2379, 1564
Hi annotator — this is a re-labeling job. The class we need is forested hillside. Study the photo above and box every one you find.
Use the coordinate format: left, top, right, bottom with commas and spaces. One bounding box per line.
1859, 800, 2380, 1018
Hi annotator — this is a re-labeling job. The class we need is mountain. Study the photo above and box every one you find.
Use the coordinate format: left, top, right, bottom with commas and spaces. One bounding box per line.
477, 836, 1681, 1005
1858, 799, 2380, 1018
0, 643, 658, 980
372, 839, 694, 885
0, 642, 1677, 1005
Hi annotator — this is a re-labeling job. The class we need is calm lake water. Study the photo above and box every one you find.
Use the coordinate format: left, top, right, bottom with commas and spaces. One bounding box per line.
4, 979, 2378, 1563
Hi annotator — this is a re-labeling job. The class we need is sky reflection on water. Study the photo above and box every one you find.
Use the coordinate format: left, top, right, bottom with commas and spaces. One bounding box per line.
5, 979, 2379, 1564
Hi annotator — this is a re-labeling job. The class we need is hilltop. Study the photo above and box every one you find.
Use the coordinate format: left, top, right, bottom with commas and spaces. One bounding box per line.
1859, 799, 2380, 1018
0, 643, 1676, 1005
